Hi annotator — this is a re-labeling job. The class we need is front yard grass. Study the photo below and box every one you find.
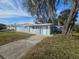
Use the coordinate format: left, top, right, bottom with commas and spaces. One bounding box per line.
0, 32, 32, 46
21, 33, 79, 59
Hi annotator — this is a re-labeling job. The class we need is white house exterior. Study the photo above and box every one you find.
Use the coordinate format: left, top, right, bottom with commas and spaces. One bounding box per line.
15, 23, 54, 36
7, 25, 16, 30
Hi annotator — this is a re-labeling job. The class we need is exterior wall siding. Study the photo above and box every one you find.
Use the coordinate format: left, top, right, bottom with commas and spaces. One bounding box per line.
16, 24, 53, 36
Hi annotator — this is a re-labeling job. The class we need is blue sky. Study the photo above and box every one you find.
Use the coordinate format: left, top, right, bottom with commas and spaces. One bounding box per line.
0, 0, 34, 25
0, 16, 35, 25
56, 0, 71, 14
0, 0, 79, 25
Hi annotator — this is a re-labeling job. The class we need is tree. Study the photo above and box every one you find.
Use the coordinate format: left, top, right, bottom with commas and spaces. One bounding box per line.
64, 0, 79, 35
0, 24, 6, 30
26, 0, 58, 24
58, 9, 70, 25
26, 0, 79, 35
58, 9, 78, 34
73, 24, 79, 32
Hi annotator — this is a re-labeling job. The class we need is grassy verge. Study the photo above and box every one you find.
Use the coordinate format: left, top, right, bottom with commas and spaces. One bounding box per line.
21, 33, 79, 59
0, 32, 32, 46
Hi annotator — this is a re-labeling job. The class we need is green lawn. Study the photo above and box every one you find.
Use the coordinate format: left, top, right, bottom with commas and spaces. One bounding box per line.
21, 33, 79, 59
0, 32, 32, 46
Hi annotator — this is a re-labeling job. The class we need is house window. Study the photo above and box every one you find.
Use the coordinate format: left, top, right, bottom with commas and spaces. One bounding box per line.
46, 26, 48, 29
32, 26, 34, 29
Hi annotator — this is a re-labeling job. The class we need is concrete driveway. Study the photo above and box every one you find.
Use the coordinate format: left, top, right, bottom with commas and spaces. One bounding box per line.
0, 35, 45, 59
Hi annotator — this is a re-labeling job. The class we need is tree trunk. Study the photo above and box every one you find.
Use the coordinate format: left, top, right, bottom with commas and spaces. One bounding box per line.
64, 0, 78, 35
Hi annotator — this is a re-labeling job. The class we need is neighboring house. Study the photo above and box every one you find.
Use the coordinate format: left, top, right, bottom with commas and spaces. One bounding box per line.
7, 25, 16, 31
15, 23, 55, 36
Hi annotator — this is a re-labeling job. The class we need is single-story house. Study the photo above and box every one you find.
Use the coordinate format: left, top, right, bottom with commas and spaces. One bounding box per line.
15, 23, 63, 36
7, 25, 16, 31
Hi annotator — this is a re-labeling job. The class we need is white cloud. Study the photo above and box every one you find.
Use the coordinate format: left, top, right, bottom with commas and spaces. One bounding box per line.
0, 10, 31, 18
0, 0, 17, 10
0, 0, 32, 18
